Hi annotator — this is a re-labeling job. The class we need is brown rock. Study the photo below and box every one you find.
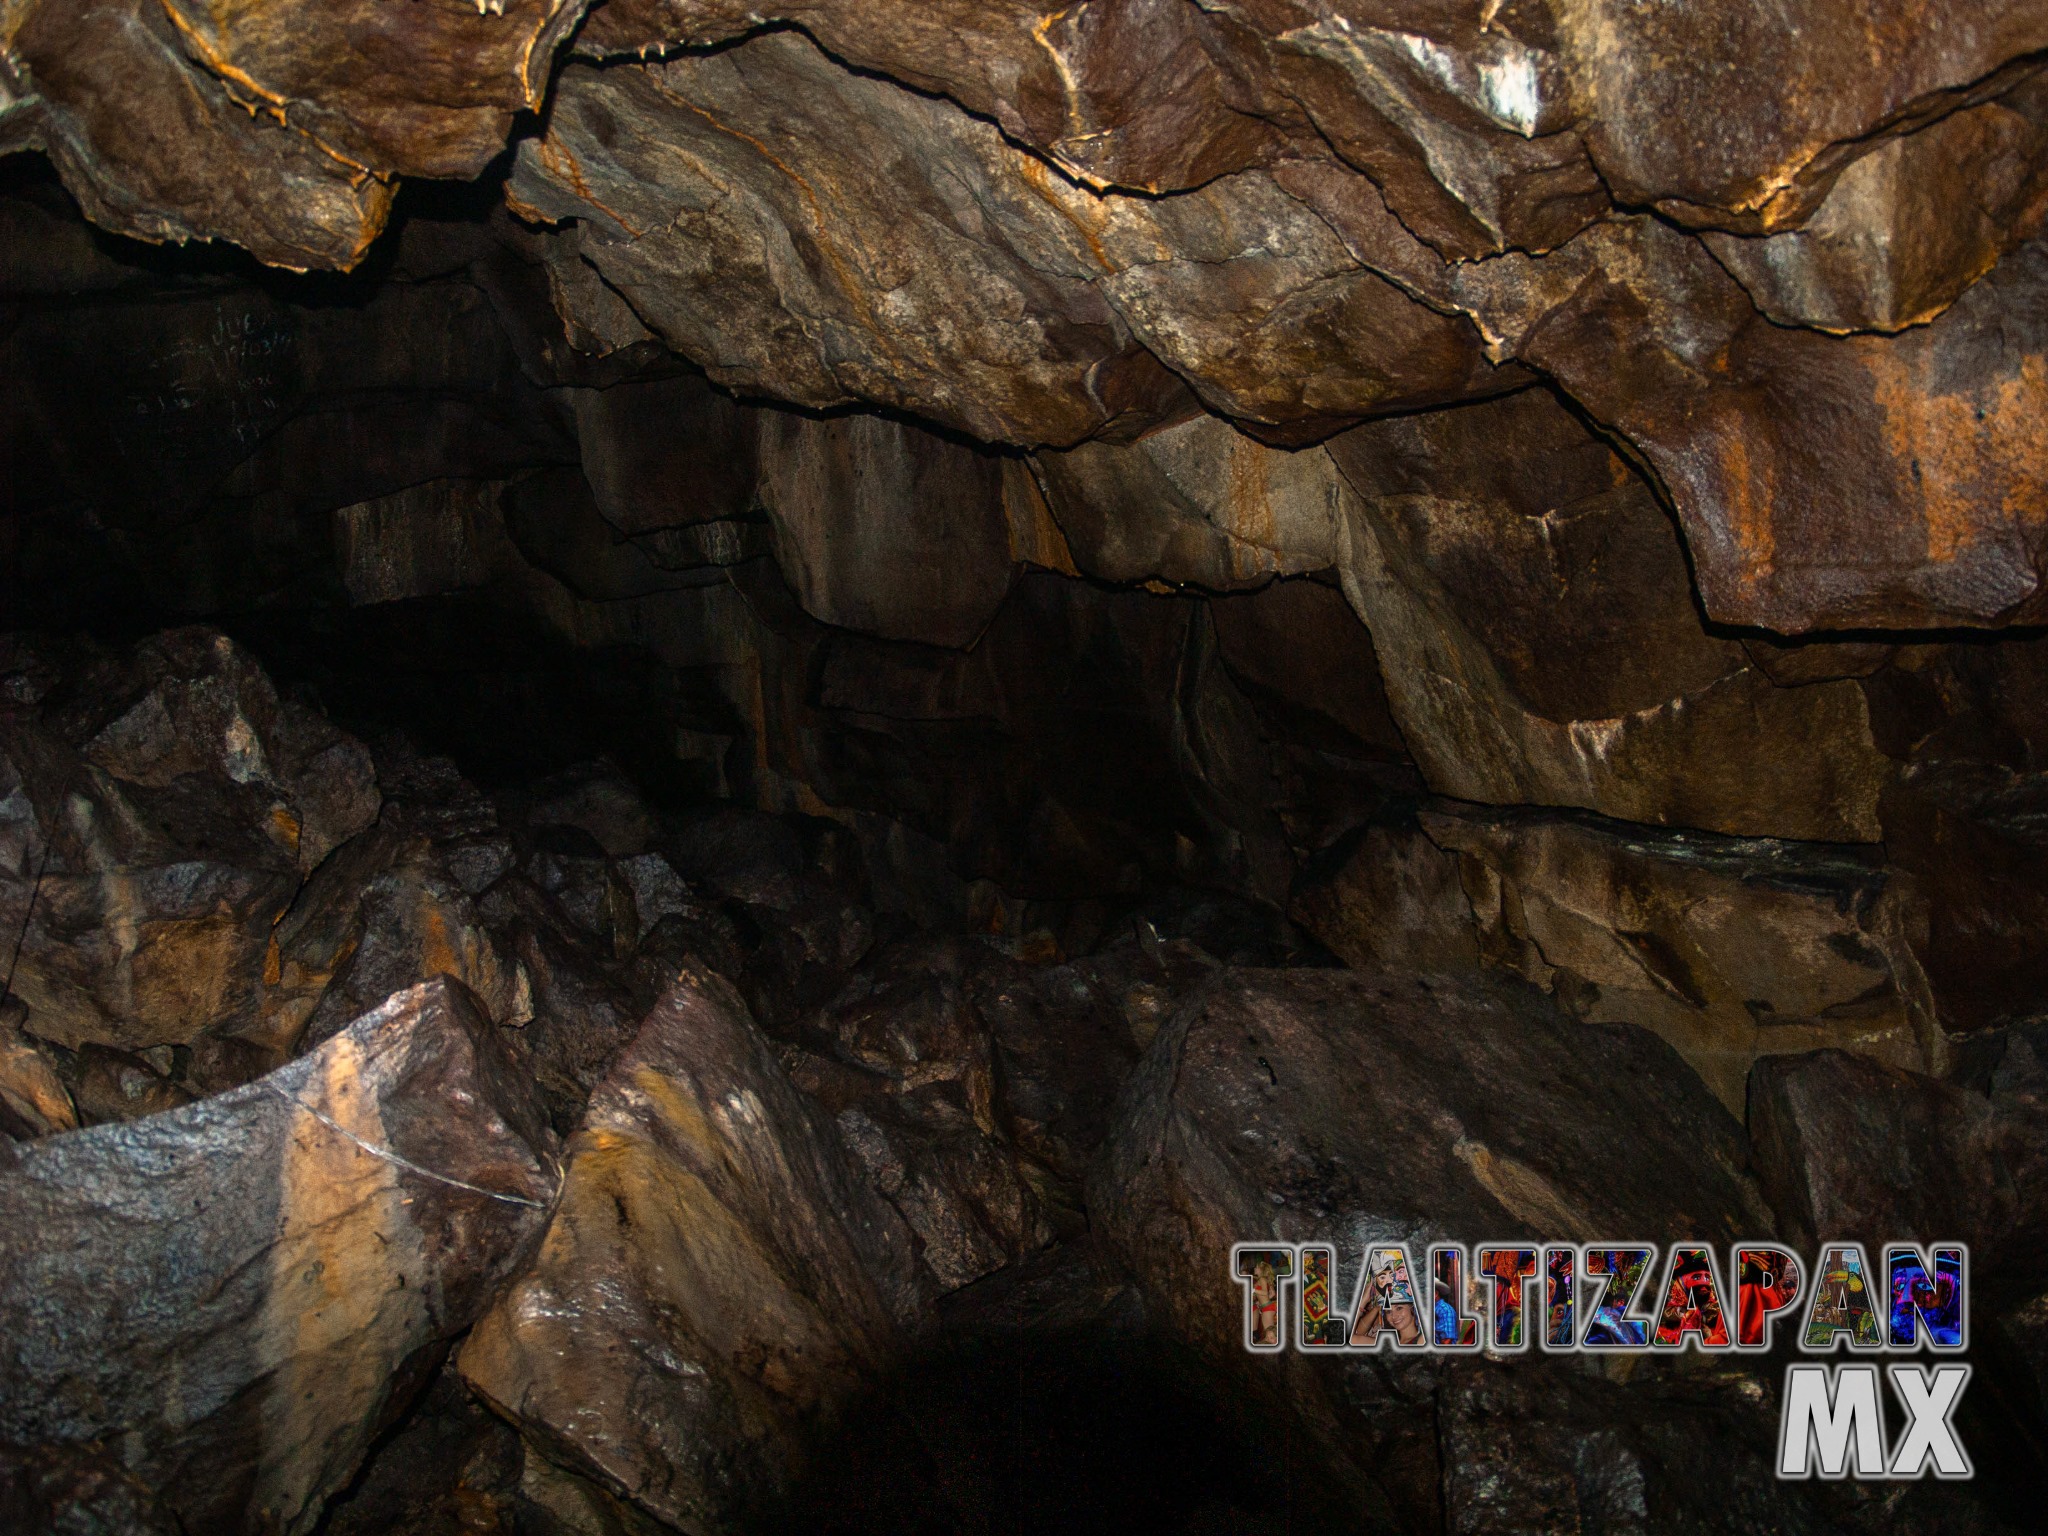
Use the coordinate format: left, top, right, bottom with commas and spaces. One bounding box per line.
0, 977, 558, 1536
1185, 1, 1612, 259
1209, 577, 1407, 762
1092, 967, 1774, 1527
1701, 77, 2048, 334
508, 32, 1505, 444
578, 1, 1284, 196
1326, 388, 1893, 839
71, 1042, 193, 1127
318, 1367, 523, 1536
0, 1442, 181, 1536
335, 480, 513, 608
795, 938, 1053, 1291
265, 822, 527, 1061
5, 0, 396, 270
0, 1010, 76, 1138
3, 0, 587, 269
1879, 761, 2048, 1034
974, 935, 1215, 1195
1033, 413, 1342, 589
505, 32, 1173, 446
571, 372, 758, 535
1419, 803, 1933, 1113
1750, 1033, 2048, 1292
1447, 218, 2048, 631
153, 0, 587, 181
0, 630, 379, 1054
459, 968, 929, 1533
1547, 1, 2048, 235
1288, 809, 1480, 976
755, 412, 1016, 646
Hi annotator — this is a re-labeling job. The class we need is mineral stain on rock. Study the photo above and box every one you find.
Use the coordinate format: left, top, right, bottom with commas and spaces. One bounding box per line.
5, 4, 2048, 1532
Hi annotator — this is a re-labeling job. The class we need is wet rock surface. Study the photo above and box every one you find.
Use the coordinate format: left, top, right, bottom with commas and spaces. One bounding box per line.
458, 967, 929, 1532
1091, 966, 2035, 1534
0, 977, 557, 1536
8, 6, 2048, 1531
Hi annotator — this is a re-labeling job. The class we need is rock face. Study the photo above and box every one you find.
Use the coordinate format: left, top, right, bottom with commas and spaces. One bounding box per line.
1421, 804, 1934, 1111
1, 0, 586, 268
1092, 967, 1794, 1531
1751, 1030, 2048, 1291
0, 978, 557, 1536
1326, 388, 1893, 841
11, 7, 2048, 1529
0, 630, 378, 1056
459, 967, 929, 1533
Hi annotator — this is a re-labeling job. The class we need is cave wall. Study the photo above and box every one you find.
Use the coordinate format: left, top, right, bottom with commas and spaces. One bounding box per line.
9, 6, 2048, 1533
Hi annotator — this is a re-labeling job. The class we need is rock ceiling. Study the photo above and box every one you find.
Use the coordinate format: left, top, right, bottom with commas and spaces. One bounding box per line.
8, 0, 2048, 630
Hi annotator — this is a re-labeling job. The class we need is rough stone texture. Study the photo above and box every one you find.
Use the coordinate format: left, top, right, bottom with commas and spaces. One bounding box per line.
0, 630, 378, 1053
785, 939, 1054, 1293
0, 1008, 76, 1139
1, 0, 587, 269
507, 30, 1509, 446
1034, 413, 1342, 589
11, 0, 2048, 633
1751, 1031, 2048, 1292
755, 412, 1016, 647
1702, 75, 2048, 334
269, 820, 529, 1059
1288, 808, 1481, 976
459, 967, 930, 1534
1419, 804, 1933, 1113
1445, 217, 2048, 631
1092, 967, 1782, 1530
0, 978, 558, 1536
0, 1441, 182, 1536
576, 0, 1286, 197
1326, 388, 1894, 841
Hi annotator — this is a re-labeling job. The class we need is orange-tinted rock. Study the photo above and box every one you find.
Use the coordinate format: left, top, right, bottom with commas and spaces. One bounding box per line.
0, 1011, 75, 1139
3, 0, 587, 269
1448, 219, 2048, 631
154, 0, 587, 181
1326, 389, 1894, 838
0, 978, 557, 1536
580, 0, 1285, 196
1418, 803, 1933, 1113
1701, 77, 2048, 334
0, 630, 378, 1053
459, 968, 928, 1532
507, 31, 1504, 444
1034, 413, 1343, 589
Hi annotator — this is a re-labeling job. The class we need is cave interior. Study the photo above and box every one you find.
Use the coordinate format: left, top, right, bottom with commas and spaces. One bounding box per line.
4, 5, 2048, 1534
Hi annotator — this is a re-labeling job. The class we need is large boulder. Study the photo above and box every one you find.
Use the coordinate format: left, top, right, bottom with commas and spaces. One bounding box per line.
0, 977, 557, 1536
788, 937, 1054, 1293
459, 967, 930, 1533
1092, 967, 1794, 1531
1750, 1029, 2048, 1295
